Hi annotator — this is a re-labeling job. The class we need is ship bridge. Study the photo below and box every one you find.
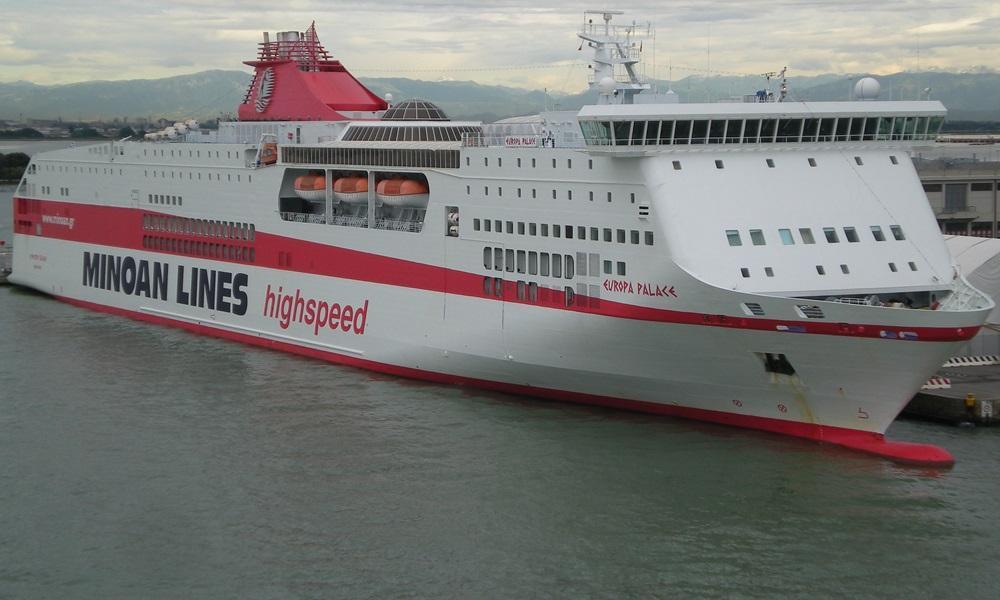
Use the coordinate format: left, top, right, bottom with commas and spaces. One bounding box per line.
577, 101, 946, 150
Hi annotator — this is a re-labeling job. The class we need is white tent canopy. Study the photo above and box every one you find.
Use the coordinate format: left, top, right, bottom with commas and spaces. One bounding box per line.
945, 236, 1000, 325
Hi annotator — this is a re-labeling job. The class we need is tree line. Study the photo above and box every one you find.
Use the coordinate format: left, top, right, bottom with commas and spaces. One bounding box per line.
0, 152, 30, 182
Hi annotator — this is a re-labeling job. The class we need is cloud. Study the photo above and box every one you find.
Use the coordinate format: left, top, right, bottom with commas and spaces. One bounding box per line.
0, 0, 997, 90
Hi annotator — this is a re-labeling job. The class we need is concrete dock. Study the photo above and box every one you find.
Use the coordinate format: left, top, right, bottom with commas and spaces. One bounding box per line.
904, 362, 1000, 425
0, 247, 11, 285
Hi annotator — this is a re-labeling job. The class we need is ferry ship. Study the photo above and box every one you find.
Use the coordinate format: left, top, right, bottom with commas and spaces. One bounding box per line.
10, 13, 993, 465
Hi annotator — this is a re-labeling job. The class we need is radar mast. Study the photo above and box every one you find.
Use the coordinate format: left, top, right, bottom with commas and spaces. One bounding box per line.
578, 10, 652, 105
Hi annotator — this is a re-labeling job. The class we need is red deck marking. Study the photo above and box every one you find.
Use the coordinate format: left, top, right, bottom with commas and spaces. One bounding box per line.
16, 197, 981, 343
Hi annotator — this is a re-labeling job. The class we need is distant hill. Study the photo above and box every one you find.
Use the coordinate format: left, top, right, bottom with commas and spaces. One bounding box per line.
1, 69, 999, 122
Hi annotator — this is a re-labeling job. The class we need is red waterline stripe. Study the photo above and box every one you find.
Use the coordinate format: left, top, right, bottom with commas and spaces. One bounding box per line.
17, 197, 980, 342
53, 293, 956, 467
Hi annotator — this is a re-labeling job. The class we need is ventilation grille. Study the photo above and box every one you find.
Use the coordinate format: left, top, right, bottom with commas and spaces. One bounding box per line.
796, 305, 825, 319
742, 302, 765, 316
638, 201, 650, 219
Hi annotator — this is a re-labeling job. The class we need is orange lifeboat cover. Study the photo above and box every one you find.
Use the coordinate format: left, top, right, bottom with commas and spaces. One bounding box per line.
334, 176, 368, 194
378, 179, 428, 195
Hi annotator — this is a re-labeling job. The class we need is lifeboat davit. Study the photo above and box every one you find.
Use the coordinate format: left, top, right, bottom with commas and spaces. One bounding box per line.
333, 176, 369, 204
377, 179, 429, 209
293, 174, 326, 201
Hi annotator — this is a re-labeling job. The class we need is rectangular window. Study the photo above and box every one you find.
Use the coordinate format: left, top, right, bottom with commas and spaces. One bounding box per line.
553, 224, 561, 238
552, 255, 563, 278
841, 264, 850, 274
577, 226, 586, 239
890, 225, 905, 240
494, 248, 503, 271
630, 230, 639, 244
603, 228, 612, 242
589, 253, 600, 275
844, 227, 859, 242
644, 231, 654, 245
506, 221, 513, 234
743, 119, 760, 143
483, 247, 492, 269
484, 220, 492, 232
518, 222, 525, 235
816, 265, 826, 275
505, 249, 515, 272
870, 225, 886, 241
823, 227, 839, 243
565, 226, 574, 239
741, 267, 750, 278
778, 228, 794, 245
516, 250, 526, 274
603, 260, 612, 274
922, 183, 943, 193
616, 261, 626, 276
799, 228, 816, 244
749, 229, 766, 246
564, 255, 574, 279
971, 182, 994, 192
726, 230, 742, 246
541, 224, 549, 237
590, 227, 599, 241
494, 220, 502, 232
616, 229, 626, 243
529, 223, 537, 236
889, 262, 898, 272
529, 252, 538, 274
540, 253, 550, 276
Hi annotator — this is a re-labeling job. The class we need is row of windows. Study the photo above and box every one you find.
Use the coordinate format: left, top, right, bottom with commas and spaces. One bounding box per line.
580, 115, 944, 147
142, 236, 256, 263
470, 156, 595, 170
482, 277, 606, 309
923, 182, 996, 193
143, 169, 251, 183
483, 247, 628, 278
143, 148, 229, 159
468, 184, 638, 205
149, 194, 183, 206
42, 164, 124, 175
473, 219, 654, 246
142, 214, 256, 241
344, 125, 481, 143
726, 225, 906, 247
283, 146, 460, 169
739, 261, 919, 279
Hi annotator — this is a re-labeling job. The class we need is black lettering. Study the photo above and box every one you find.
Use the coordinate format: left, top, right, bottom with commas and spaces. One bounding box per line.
197, 268, 216, 310
121, 256, 136, 295
232, 273, 248, 316
107, 255, 121, 292
216, 271, 232, 313
82, 252, 99, 287
153, 262, 169, 301
176, 265, 190, 304
135, 260, 151, 297
99, 253, 108, 289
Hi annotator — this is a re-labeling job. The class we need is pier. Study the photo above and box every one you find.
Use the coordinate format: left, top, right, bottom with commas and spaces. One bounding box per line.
0, 244, 11, 285
905, 354, 1000, 425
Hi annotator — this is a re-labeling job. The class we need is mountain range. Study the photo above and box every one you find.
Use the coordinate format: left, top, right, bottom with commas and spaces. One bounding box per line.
1, 70, 998, 123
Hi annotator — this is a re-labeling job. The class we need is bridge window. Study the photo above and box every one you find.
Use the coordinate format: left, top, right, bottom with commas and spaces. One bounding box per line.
750, 229, 766, 246
799, 228, 816, 244
674, 120, 692, 145
803, 118, 820, 142
760, 119, 777, 143
779, 228, 795, 245
890, 225, 906, 240
743, 119, 760, 143
844, 227, 860, 242
836, 118, 851, 141
691, 120, 709, 144
725, 119, 743, 143
709, 120, 726, 144
823, 228, 840, 243
871, 225, 886, 241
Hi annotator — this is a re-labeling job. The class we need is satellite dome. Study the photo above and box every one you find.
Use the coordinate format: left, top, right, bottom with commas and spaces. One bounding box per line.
854, 77, 880, 101
381, 99, 449, 121
597, 76, 616, 95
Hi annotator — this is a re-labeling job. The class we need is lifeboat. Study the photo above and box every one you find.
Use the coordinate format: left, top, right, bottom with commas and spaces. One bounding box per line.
333, 176, 369, 204
293, 174, 326, 201
376, 178, 429, 209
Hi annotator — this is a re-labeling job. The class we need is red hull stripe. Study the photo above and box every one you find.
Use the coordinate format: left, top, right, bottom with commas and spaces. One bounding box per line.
17, 197, 979, 343
53, 293, 956, 467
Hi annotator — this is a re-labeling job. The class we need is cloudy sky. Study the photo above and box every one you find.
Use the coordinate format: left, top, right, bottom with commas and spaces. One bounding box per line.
0, 1, 997, 91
